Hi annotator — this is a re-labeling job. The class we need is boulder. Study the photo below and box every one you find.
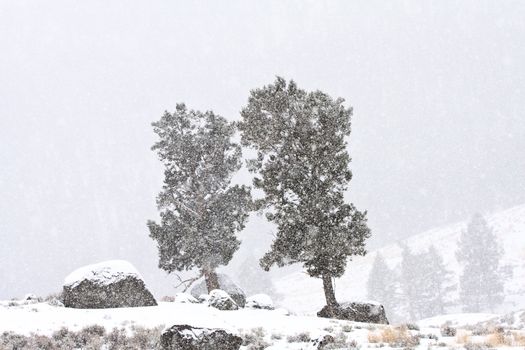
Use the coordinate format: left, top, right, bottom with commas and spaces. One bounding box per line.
23, 293, 39, 301
246, 294, 274, 310
208, 289, 238, 310
317, 301, 389, 324
190, 273, 246, 307
62, 260, 157, 309
160, 324, 242, 350
174, 292, 198, 304
197, 294, 209, 303
311, 333, 335, 349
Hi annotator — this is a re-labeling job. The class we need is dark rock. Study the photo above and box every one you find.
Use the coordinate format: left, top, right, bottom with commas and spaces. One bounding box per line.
317, 301, 389, 324
208, 289, 238, 310
311, 334, 335, 349
62, 260, 157, 309
190, 273, 246, 307
160, 324, 242, 350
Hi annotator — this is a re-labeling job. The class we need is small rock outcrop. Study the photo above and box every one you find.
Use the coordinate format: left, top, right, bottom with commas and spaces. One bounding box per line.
208, 289, 239, 310
246, 294, 274, 310
317, 301, 389, 324
160, 324, 242, 350
62, 260, 157, 309
190, 273, 246, 307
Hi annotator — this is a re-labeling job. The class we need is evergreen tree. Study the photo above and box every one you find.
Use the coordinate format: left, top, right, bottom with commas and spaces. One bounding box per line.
422, 245, 455, 316
367, 253, 399, 321
238, 77, 371, 310
147, 104, 252, 292
399, 244, 455, 320
456, 213, 504, 312
399, 245, 420, 320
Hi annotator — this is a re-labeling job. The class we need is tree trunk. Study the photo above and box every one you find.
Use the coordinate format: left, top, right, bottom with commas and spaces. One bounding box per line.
322, 275, 338, 311
203, 268, 220, 293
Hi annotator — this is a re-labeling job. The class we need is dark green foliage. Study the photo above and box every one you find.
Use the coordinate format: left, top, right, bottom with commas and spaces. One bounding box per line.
456, 213, 505, 312
238, 77, 370, 302
148, 104, 252, 280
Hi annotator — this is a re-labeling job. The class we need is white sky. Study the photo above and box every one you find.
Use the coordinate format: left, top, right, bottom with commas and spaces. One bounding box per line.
1, 0, 524, 299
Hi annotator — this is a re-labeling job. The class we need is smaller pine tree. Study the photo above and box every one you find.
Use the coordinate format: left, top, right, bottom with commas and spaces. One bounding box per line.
367, 253, 399, 321
456, 213, 504, 312
411, 245, 455, 319
399, 244, 455, 320
399, 245, 422, 321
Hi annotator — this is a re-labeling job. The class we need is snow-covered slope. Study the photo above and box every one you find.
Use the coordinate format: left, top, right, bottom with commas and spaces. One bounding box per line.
275, 204, 525, 315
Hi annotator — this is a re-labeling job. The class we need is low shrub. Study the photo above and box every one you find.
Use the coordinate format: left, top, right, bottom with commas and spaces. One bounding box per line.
341, 324, 353, 333
440, 323, 457, 337
0, 325, 162, 350
241, 327, 270, 350
404, 323, 420, 331
287, 331, 311, 343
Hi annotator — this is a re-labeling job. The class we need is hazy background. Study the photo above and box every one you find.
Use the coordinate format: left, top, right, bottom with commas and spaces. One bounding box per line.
1, 0, 524, 300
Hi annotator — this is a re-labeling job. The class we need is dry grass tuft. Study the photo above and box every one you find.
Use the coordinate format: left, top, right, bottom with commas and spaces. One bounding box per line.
456, 330, 470, 344
367, 325, 419, 347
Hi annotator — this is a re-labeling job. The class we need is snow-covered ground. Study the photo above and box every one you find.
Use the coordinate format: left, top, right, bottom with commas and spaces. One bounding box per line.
2, 299, 525, 349
275, 204, 525, 316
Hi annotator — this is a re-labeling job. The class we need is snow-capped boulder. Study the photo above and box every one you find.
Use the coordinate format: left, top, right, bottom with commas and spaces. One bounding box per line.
160, 324, 242, 350
190, 273, 246, 307
62, 260, 157, 309
317, 301, 389, 324
246, 293, 274, 310
174, 292, 198, 304
208, 289, 239, 310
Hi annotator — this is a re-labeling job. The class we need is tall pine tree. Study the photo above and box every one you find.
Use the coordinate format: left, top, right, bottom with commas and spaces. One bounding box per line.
238, 77, 371, 310
147, 104, 252, 292
456, 213, 504, 312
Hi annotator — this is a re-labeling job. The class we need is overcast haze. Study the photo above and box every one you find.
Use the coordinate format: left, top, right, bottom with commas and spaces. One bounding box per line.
1, 1, 524, 299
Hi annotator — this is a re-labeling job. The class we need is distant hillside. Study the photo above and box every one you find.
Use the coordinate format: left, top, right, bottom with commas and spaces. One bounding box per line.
275, 204, 525, 317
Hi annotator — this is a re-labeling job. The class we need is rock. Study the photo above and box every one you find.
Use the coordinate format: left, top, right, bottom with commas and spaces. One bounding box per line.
197, 294, 209, 303
317, 301, 389, 324
208, 289, 238, 310
62, 260, 157, 309
174, 292, 198, 304
160, 324, 242, 350
190, 273, 246, 307
47, 298, 65, 307
311, 333, 335, 349
23, 293, 38, 301
246, 294, 274, 310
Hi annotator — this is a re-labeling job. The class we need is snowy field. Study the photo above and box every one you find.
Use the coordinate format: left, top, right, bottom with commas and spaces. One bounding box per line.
2, 298, 525, 349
